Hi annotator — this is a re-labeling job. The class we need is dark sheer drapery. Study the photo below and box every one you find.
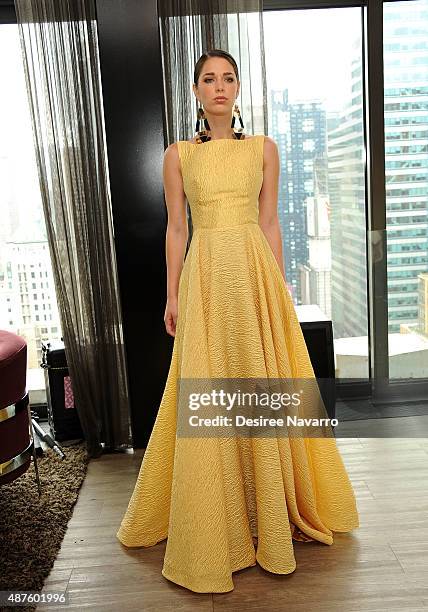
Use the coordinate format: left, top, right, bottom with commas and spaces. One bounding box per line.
14, 0, 132, 457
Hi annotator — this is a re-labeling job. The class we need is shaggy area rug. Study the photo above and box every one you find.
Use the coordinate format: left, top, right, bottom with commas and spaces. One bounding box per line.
0, 444, 89, 611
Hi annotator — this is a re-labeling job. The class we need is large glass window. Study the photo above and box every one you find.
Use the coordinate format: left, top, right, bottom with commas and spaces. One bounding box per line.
264, 8, 367, 379
0, 24, 62, 400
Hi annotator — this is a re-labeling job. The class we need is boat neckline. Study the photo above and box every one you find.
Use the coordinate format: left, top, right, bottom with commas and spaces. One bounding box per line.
178, 135, 262, 145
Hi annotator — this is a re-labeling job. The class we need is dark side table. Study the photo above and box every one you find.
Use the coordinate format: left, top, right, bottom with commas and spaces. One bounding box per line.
295, 305, 336, 420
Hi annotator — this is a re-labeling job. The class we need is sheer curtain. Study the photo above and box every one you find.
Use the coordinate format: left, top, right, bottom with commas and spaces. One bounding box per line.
13, 0, 131, 457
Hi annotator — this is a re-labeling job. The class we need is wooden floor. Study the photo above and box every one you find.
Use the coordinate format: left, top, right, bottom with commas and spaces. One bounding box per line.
39, 419, 428, 611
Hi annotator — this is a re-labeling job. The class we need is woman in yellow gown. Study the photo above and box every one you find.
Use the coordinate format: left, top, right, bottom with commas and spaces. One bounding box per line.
116, 49, 359, 593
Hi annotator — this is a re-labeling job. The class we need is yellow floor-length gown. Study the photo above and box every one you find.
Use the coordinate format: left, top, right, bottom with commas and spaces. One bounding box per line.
116, 134, 359, 593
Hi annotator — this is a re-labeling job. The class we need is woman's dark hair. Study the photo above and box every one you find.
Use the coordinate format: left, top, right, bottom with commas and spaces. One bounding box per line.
194, 49, 240, 86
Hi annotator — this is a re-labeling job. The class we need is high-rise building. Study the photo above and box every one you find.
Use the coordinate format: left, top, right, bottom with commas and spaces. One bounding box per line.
300, 154, 332, 318
271, 89, 327, 304
327, 40, 367, 339
0, 223, 62, 368
384, 1, 428, 332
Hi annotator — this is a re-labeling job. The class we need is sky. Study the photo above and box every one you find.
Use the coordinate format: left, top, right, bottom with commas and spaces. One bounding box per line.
0, 24, 41, 228
263, 7, 362, 112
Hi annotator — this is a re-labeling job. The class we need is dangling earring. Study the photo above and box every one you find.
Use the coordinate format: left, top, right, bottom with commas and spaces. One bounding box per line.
195, 101, 245, 143
195, 103, 211, 143
231, 102, 245, 139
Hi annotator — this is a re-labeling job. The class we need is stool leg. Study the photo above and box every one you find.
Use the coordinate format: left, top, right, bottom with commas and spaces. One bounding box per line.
30, 426, 42, 497
32, 444, 42, 496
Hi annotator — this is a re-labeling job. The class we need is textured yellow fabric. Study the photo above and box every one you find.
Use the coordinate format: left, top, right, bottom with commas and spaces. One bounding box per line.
116, 135, 359, 593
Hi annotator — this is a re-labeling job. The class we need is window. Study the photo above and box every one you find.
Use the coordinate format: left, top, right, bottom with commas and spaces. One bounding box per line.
0, 24, 63, 399
265, 6, 368, 378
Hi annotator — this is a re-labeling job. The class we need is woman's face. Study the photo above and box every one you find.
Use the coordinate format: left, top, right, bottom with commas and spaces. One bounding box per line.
193, 56, 240, 116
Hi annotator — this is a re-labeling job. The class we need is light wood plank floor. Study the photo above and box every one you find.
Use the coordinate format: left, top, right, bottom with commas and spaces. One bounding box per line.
38, 420, 428, 611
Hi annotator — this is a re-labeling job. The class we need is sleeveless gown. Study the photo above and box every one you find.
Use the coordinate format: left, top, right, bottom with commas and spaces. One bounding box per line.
116, 135, 359, 593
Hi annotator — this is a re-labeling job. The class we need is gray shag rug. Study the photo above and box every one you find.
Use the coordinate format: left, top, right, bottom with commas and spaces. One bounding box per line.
0, 444, 89, 611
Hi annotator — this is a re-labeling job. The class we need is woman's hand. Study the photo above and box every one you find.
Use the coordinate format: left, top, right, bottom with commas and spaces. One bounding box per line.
164, 297, 178, 337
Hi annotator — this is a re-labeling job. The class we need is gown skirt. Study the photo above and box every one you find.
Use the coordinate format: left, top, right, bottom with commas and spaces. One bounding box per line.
116, 135, 359, 593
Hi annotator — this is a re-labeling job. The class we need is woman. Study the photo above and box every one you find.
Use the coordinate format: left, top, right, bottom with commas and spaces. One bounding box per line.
117, 49, 359, 593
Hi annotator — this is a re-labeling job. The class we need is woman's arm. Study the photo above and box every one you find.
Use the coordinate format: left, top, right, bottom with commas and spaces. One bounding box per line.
163, 143, 188, 335
258, 136, 286, 282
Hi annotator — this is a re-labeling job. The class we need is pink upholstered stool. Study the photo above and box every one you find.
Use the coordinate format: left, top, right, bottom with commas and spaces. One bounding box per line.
0, 330, 27, 409
0, 330, 41, 493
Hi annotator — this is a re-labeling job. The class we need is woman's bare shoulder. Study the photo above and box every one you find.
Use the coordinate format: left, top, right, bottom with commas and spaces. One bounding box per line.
262, 135, 278, 146
262, 135, 279, 158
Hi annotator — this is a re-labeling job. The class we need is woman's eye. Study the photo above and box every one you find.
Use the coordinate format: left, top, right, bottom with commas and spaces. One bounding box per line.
204, 78, 234, 83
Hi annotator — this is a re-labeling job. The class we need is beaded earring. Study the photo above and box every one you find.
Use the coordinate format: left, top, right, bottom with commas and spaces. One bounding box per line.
195, 101, 246, 143
231, 103, 245, 140
195, 104, 211, 143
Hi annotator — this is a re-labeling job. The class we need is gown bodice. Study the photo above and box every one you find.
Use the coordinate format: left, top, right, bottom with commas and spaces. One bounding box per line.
176, 135, 265, 231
